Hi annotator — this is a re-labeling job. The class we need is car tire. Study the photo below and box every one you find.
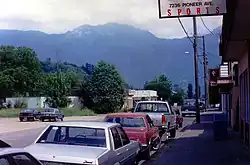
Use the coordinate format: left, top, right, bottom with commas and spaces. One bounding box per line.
152, 137, 161, 151
41, 118, 45, 122
19, 118, 23, 122
170, 128, 176, 138
61, 118, 63, 121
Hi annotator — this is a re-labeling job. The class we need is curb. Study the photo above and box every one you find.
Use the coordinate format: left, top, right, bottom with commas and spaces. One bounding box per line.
179, 119, 196, 133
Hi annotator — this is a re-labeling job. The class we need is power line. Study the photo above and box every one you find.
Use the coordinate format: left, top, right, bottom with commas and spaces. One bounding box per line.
177, 17, 218, 58
177, 17, 194, 44
200, 17, 220, 38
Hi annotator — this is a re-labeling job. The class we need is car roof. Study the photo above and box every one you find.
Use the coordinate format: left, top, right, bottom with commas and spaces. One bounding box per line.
48, 121, 119, 129
0, 148, 27, 155
106, 112, 147, 118
136, 100, 167, 104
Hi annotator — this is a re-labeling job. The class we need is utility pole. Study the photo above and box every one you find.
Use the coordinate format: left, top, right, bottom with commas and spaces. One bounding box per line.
202, 36, 209, 111
193, 17, 200, 123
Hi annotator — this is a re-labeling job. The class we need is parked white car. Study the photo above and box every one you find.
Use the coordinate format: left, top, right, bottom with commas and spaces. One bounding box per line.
0, 148, 42, 165
25, 121, 141, 165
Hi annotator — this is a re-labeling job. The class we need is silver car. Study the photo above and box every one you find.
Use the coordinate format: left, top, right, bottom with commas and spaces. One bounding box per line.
24, 121, 141, 165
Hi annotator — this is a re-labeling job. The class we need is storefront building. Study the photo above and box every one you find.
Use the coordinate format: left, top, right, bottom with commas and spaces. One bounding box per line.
220, 0, 250, 146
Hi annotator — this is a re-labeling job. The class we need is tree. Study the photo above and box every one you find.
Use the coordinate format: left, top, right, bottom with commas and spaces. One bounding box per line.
82, 61, 126, 113
170, 84, 185, 105
144, 74, 172, 101
187, 83, 193, 99
0, 46, 42, 97
42, 72, 78, 108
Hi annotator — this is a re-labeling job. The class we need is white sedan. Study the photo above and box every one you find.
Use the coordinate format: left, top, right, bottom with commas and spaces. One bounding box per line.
25, 121, 141, 165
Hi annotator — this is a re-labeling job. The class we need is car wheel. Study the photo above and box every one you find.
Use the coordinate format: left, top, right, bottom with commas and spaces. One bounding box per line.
152, 137, 161, 151
61, 118, 63, 121
170, 128, 176, 138
19, 118, 23, 122
41, 118, 45, 122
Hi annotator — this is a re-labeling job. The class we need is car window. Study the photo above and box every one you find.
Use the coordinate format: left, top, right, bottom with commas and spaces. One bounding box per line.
21, 109, 34, 113
105, 117, 145, 128
146, 115, 154, 127
110, 127, 122, 149
37, 126, 106, 148
116, 127, 130, 146
12, 153, 41, 165
0, 157, 10, 165
44, 109, 54, 112
135, 103, 170, 114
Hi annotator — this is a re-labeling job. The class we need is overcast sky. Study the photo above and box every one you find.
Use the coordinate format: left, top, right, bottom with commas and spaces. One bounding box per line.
0, 0, 222, 38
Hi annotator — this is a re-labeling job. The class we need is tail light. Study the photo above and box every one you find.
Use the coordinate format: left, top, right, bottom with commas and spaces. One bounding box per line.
162, 114, 167, 124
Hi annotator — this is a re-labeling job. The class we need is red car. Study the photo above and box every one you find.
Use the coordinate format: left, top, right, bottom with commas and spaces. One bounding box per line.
104, 113, 161, 160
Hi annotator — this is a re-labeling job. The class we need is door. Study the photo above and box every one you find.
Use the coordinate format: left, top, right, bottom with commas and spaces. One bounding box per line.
110, 127, 126, 165
146, 115, 158, 142
116, 126, 136, 165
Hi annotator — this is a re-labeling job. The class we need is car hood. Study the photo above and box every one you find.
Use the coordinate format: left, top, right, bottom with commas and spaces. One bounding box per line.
25, 143, 108, 164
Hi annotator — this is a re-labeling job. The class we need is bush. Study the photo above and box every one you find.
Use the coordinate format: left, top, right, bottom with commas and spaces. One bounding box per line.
14, 99, 27, 108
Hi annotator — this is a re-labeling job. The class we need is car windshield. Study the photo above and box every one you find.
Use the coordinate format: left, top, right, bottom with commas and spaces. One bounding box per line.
44, 109, 55, 112
21, 109, 34, 113
135, 103, 170, 113
105, 117, 145, 128
36, 126, 106, 148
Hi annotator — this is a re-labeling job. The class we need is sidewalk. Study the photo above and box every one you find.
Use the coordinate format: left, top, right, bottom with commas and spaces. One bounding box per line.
145, 120, 250, 165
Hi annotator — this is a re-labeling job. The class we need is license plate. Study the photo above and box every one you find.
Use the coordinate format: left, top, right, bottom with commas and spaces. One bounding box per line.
24, 117, 27, 120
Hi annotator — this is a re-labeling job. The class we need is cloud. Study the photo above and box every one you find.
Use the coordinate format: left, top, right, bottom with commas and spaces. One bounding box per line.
0, 0, 223, 38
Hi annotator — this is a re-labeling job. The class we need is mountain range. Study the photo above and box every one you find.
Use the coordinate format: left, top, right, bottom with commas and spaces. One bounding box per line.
0, 23, 221, 90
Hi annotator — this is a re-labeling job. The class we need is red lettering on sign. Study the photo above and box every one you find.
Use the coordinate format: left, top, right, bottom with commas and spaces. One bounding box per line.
196, 8, 201, 14
216, 7, 220, 14
186, 8, 191, 15
167, 9, 171, 16
177, 9, 182, 15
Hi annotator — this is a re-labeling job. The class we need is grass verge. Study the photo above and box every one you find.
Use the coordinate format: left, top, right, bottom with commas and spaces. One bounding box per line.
0, 108, 95, 118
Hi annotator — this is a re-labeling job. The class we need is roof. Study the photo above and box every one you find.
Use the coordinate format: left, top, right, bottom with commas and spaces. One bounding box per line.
48, 121, 119, 129
106, 112, 147, 118
136, 100, 168, 104
0, 148, 27, 155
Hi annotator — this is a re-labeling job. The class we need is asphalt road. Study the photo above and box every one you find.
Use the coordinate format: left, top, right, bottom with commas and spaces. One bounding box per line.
1, 117, 195, 148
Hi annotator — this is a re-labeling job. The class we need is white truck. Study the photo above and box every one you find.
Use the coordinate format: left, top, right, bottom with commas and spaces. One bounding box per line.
133, 101, 177, 139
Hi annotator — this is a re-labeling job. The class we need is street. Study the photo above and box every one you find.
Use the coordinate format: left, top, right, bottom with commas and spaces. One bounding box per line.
1, 117, 195, 148
1, 114, 250, 165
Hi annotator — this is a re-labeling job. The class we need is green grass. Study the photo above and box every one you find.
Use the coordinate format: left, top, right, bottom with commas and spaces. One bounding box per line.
0, 108, 95, 118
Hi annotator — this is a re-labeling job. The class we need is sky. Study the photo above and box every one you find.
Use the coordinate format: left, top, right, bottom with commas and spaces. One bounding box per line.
0, 0, 223, 38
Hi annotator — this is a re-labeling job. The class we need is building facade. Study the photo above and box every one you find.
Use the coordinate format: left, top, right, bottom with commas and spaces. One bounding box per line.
220, 0, 250, 146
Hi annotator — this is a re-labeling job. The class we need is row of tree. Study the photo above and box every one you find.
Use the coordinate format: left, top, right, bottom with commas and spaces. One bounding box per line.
0, 45, 126, 113
0, 45, 187, 113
